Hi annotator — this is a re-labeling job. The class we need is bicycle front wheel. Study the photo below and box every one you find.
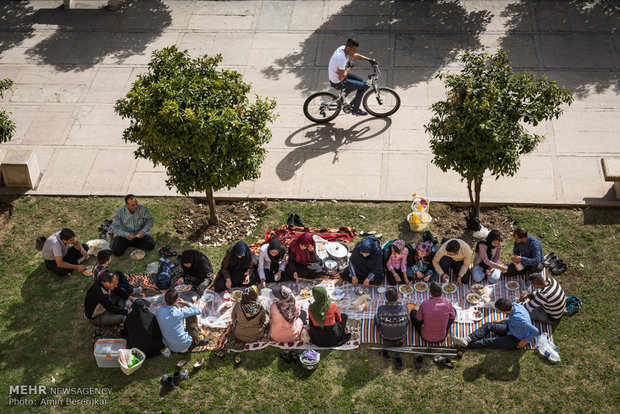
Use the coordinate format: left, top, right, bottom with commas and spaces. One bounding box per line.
363, 87, 401, 117
303, 92, 341, 123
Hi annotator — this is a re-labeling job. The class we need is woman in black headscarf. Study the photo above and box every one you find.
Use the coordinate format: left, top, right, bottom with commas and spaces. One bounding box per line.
175, 250, 213, 295
257, 238, 287, 287
339, 236, 384, 287
214, 241, 258, 292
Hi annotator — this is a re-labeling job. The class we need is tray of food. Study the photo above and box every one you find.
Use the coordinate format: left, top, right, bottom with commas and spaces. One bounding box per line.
81, 265, 93, 277
230, 290, 243, 301
399, 284, 414, 295
470, 284, 486, 295
297, 288, 312, 299
414, 281, 428, 293
175, 283, 191, 292
505, 280, 520, 291
466, 293, 482, 304
442, 282, 457, 294
129, 249, 145, 260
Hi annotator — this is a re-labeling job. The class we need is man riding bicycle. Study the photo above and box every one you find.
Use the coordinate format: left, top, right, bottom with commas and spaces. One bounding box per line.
328, 38, 377, 116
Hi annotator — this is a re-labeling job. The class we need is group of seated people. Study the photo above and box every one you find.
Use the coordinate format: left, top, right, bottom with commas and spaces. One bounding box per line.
42, 194, 565, 358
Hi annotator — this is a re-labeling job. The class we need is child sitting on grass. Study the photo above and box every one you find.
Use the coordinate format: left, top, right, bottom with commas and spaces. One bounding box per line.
93, 249, 142, 296
409, 241, 438, 282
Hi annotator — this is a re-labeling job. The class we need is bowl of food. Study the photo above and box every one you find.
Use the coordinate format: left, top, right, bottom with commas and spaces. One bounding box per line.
414, 281, 428, 293
230, 290, 243, 301
442, 282, 457, 294
331, 288, 345, 301
129, 249, 145, 260
377, 287, 386, 294
471, 284, 486, 295
505, 280, 520, 291
471, 309, 483, 321
81, 265, 93, 277
466, 293, 482, 304
175, 283, 191, 292
297, 288, 312, 299
399, 284, 414, 295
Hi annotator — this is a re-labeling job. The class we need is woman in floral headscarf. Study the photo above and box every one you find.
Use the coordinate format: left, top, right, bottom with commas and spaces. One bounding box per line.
231, 286, 269, 344
308, 286, 350, 347
385, 239, 409, 285
409, 240, 438, 282
269, 286, 304, 343
284, 233, 324, 280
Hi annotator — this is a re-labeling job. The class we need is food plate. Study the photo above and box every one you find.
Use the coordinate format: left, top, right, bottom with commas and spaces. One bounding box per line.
331, 288, 345, 301
414, 282, 428, 293
505, 280, 520, 291
130, 249, 145, 260
175, 283, 191, 292
471, 284, 486, 294
231, 290, 243, 301
442, 282, 457, 294
298, 288, 312, 299
471, 309, 483, 321
466, 293, 482, 304
399, 284, 414, 295
81, 265, 93, 277
376, 287, 386, 294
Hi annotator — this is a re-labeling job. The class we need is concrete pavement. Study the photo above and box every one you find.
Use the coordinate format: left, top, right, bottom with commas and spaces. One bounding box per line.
0, 0, 619, 206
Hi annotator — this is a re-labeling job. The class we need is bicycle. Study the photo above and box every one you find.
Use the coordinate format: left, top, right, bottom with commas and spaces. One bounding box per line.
303, 63, 401, 123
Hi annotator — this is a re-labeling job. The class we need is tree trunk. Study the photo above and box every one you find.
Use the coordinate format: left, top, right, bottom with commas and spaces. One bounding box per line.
206, 188, 218, 225
473, 178, 482, 218
467, 179, 475, 210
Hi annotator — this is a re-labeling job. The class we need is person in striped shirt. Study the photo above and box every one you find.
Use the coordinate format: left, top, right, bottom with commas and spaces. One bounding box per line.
521, 272, 566, 324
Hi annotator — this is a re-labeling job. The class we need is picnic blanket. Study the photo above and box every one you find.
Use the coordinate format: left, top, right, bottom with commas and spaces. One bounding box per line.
127, 269, 553, 352
248, 225, 357, 254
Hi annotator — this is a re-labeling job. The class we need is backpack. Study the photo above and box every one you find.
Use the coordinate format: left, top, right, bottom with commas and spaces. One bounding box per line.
155, 258, 175, 290
466, 207, 482, 231
564, 296, 582, 316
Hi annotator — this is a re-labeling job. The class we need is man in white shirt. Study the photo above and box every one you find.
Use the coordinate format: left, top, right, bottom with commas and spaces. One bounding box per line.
328, 38, 376, 115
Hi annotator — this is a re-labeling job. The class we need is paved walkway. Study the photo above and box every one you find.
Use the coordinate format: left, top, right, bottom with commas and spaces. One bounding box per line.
0, 0, 618, 206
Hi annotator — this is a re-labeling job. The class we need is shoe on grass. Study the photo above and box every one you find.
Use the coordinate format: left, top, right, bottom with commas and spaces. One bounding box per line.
379, 349, 391, 360
451, 335, 469, 348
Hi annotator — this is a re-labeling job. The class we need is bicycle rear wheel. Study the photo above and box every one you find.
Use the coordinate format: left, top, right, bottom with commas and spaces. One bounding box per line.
363, 87, 401, 117
303, 92, 341, 123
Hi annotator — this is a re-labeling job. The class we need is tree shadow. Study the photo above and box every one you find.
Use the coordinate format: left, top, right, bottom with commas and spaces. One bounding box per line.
500, 0, 619, 98
276, 117, 392, 181
22, 0, 171, 72
0, 0, 37, 55
462, 349, 526, 382
582, 206, 620, 225
262, 0, 492, 94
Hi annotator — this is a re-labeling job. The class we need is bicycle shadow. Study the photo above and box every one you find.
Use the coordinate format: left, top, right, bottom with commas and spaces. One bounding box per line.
276, 117, 392, 181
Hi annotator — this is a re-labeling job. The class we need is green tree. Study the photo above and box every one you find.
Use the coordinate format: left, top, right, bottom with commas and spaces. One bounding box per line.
115, 46, 277, 224
0, 78, 16, 144
425, 50, 573, 218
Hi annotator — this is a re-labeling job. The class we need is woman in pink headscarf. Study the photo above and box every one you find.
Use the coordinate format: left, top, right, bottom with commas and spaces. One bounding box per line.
284, 233, 324, 280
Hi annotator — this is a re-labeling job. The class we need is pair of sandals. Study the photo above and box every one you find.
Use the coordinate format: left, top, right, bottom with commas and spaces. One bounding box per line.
544, 253, 568, 275
161, 357, 205, 388
433, 356, 455, 369
286, 214, 305, 227
379, 349, 404, 369
159, 245, 178, 258
279, 350, 300, 364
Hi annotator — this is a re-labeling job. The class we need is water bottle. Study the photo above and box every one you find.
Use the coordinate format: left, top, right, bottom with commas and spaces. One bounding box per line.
544, 348, 561, 362
536, 333, 561, 362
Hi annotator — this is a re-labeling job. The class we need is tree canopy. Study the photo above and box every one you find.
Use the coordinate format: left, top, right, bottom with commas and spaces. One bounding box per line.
425, 49, 573, 217
115, 46, 277, 223
0, 78, 15, 144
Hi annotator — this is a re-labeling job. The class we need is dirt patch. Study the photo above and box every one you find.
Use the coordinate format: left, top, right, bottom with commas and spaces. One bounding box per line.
174, 199, 267, 246
428, 204, 514, 245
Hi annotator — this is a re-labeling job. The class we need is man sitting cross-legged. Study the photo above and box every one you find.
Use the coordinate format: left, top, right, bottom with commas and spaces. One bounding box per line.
109, 194, 156, 256
85, 271, 135, 326
156, 289, 209, 353
451, 298, 539, 350
411, 281, 456, 343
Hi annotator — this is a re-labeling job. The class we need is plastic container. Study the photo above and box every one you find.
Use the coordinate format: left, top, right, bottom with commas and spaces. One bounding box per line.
300, 349, 321, 370
118, 348, 146, 375
536, 333, 560, 362
407, 211, 432, 232
94, 338, 127, 368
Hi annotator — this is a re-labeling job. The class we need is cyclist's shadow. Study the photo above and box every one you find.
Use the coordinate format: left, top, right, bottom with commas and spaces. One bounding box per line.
276, 117, 392, 181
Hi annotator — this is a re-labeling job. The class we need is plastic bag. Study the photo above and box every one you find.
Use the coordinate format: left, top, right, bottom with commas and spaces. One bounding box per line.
146, 261, 159, 274
536, 333, 560, 362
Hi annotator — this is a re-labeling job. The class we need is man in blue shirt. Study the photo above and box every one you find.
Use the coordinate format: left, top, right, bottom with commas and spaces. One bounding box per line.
375, 287, 410, 346
110, 194, 156, 256
504, 228, 544, 277
451, 298, 539, 349
156, 289, 209, 353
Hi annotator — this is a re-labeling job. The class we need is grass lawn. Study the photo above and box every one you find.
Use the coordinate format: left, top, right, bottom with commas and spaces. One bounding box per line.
0, 196, 618, 413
